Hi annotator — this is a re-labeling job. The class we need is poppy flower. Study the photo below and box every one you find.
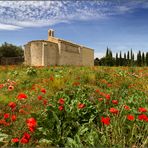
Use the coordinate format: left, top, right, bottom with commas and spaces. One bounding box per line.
124, 105, 130, 110
107, 83, 112, 87
73, 82, 80, 86
38, 95, 42, 100
138, 107, 147, 113
8, 85, 14, 91
95, 89, 100, 93
41, 88, 46, 94
17, 93, 27, 100
49, 76, 54, 81
11, 115, 17, 121
11, 138, 19, 143
78, 103, 85, 109
112, 100, 118, 105
98, 98, 103, 102
58, 105, 64, 111
58, 98, 65, 105
4, 113, 10, 119
101, 117, 110, 125
106, 94, 110, 100
138, 114, 147, 121
127, 115, 134, 121
0, 84, 4, 89
8, 102, 16, 109
109, 108, 119, 114
20, 132, 31, 144
43, 99, 48, 105
26, 117, 37, 132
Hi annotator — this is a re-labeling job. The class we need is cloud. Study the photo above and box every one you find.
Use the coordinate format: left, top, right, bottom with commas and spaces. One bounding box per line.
94, 52, 105, 59
0, 0, 148, 30
0, 23, 22, 30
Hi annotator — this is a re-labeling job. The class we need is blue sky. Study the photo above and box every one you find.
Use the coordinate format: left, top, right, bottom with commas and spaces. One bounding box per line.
0, 0, 148, 58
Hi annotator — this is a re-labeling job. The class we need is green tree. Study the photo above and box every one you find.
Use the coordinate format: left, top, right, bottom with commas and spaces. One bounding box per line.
94, 58, 100, 66
119, 51, 122, 66
0, 42, 24, 57
142, 52, 145, 66
123, 53, 127, 66
106, 47, 109, 57
146, 52, 148, 66
116, 53, 119, 66
137, 51, 142, 66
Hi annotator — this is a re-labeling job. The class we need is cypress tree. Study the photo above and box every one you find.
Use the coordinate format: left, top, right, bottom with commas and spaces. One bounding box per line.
127, 51, 130, 66
137, 51, 142, 66
106, 47, 109, 57
124, 53, 126, 66
116, 53, 118, 66
142, 52, 145, 66
119, 51, 122, 66
146, 52, 148, 66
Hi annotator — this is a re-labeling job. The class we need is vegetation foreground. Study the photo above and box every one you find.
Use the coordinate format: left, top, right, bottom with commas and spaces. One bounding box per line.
0, 65, 148, 147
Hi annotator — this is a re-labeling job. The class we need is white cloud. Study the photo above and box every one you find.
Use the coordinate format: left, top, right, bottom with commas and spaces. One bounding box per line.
94, 52, 105, 59
0, 23, 22, 30
0, 0, 148, 30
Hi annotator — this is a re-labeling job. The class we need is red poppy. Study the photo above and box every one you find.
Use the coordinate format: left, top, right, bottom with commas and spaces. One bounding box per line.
26, 117, 37, 132
19, 109, 28, 115
20, 132, 31, 144
112, 100, 118, 105
4, 113, 10, 119
106, 94, 110, 100
101, 117, 110, 125
73, 82, 80, 86
107, 83, 112, 87
43, 99, 48, 105
78, 103, 85, 109
138, 107, 147, 113
58, 98, 65, 105
8, 85, 14, 91
41, 88, 46, 94
124, 105, 130, 110
11, 115, 17, 121
127, 115, 134, 121
38, 95, 42, 100
0, 84, 4, 89
98, 98, 103, 102
109, 108, 119, 114
49, 76, 54, 81
11, 138, 19, 143
8, 102, 16, 109
58, 105, 64, 111
138, 114, 147, 121
95, 89, 100, 93
17, 93, 27, 100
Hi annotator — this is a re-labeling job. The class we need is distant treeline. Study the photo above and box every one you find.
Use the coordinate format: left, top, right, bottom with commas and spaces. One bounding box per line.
0, 42, 23, 58
94, 47, 148, 66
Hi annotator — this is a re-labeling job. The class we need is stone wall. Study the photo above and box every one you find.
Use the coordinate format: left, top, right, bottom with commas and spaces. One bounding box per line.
24, 38, 94, 66
82, 47, 94, 66
45, 42, 58, 66
59, 41, 82, 66
30, 42, 42, 66
24, 43, 31, 65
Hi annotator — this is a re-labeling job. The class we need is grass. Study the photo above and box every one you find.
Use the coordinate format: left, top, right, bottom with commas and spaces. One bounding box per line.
0, 65, 148, 147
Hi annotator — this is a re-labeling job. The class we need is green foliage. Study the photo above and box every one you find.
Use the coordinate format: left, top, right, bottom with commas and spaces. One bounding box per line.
0, 66, 148, 147
0, 42, 23, 57
26, 67, 37, 76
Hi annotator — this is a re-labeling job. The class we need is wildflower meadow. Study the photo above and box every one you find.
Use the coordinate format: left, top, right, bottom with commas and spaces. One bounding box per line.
0, 65, 147, 147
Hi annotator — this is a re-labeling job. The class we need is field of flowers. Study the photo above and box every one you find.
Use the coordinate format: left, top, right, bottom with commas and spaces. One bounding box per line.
0, 65, 148, 147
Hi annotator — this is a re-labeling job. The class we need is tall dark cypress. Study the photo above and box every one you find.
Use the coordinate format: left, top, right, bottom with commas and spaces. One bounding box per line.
146, 52, 148, 66
142, 52, 145, 66
137, 51, 142, 66
119, 51, 122, 66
